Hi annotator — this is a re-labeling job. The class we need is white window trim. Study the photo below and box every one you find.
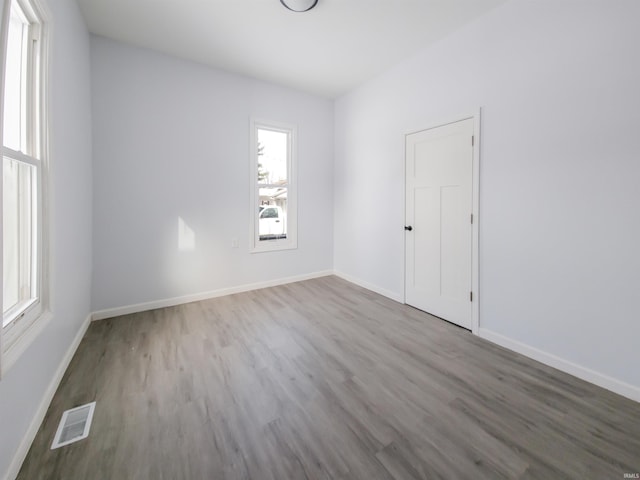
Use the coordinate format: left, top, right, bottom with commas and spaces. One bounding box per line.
0, 0, 51, 377
249, 117, 298, 253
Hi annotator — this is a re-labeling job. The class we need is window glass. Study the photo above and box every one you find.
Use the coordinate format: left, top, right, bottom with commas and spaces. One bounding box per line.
3, 158, 36, 324
261, 208, 278, 219
251, 120, 296, 252
258, 189, 287, 240
257, 129, 287, 185
2, 0, 45, 342
3, 2, 29, 152
256, 128, 290, 243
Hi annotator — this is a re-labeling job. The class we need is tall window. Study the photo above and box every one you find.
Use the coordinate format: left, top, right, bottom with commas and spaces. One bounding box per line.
2, 0, 47, 367
250, 119, 297, 252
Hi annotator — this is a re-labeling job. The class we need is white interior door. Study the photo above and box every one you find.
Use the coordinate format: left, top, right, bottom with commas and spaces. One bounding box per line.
405, 118, 474, 329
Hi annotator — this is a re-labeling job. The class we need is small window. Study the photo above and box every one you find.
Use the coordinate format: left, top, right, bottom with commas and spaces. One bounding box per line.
250, 119, 297, 252
2, 0, 48, 372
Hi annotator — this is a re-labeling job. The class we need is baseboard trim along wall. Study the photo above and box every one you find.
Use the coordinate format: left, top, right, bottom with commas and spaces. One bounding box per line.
332, 271, 404, 303
478, 328, 640, 403
4, 314, 92, 480
8, 272, 640, 480
91, 270, 335, 321
328, 272, 640, 404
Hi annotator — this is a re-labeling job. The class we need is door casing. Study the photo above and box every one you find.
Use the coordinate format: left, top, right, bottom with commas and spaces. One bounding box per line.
404, 110, 481, 334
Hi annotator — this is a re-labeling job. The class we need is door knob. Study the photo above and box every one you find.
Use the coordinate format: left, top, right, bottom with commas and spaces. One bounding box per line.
404, 226, 413, 231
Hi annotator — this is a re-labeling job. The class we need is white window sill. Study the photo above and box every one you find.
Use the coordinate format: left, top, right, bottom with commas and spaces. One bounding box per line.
3, 298, 39, 328
2, 310, 52, 377
251, 239, 298, 254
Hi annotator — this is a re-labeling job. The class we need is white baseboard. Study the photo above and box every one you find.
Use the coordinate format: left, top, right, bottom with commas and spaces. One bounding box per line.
91, 270, 334, 321
478, 328, 640, 403
6, 271, 334, 479
95, 275, 640, 403
7, 276, 639, 480
331, 274, 639, 404
333, 270, 404, 303
4, 313, 92, 480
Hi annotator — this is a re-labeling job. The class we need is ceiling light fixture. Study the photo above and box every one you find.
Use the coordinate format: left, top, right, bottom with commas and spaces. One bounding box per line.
280, 0, 318, 12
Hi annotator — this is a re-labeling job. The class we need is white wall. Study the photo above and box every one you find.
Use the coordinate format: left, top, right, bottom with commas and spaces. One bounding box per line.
334, 0, 640, 390
0, 0, 93, 476
90, 37, 334, 312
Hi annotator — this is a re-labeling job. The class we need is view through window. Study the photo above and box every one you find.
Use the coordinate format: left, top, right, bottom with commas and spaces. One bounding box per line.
258, 128, 288, 241
251, 119, 297, 252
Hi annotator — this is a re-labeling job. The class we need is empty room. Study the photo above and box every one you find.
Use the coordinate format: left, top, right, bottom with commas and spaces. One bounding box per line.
1, 0, 639, 478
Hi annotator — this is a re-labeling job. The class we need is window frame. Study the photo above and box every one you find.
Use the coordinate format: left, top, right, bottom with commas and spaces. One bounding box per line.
249, 118, 298, 253
1, 0, 50, 376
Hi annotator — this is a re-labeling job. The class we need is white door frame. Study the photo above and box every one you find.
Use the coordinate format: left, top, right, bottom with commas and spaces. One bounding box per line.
404, 109, 481, 334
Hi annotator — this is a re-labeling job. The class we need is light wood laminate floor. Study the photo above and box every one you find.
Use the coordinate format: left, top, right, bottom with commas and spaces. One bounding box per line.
18, 276, 640, 479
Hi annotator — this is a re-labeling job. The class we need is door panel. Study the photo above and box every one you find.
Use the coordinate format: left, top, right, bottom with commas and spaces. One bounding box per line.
413, 186, 439, 295
405, 119, 473, 329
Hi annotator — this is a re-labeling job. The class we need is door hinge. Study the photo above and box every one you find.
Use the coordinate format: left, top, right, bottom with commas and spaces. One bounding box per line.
470, 213, 473, 224
470, 291, 473, 302
471, 135, 474, 146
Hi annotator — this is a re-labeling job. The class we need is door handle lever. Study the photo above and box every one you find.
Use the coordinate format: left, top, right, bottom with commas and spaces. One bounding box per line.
404, 226, 413, 231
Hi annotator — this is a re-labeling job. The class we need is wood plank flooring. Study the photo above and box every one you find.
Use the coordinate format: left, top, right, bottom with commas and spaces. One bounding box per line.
17, 276, 640, 479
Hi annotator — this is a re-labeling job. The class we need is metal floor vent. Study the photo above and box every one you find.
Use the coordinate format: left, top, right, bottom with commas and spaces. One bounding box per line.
51, 402, 96, 449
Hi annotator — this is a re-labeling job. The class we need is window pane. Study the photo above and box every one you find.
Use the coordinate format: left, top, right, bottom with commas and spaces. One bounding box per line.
3, 1, 29, 152
257, 129, 288, 185
3, 157, 36, 323
258, 187, 287, 241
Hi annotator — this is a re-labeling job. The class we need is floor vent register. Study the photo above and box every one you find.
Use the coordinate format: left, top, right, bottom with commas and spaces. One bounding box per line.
51, 402, 96, 449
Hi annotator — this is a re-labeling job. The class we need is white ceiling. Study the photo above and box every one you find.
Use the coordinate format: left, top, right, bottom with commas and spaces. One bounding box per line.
76, 0, 507, 98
